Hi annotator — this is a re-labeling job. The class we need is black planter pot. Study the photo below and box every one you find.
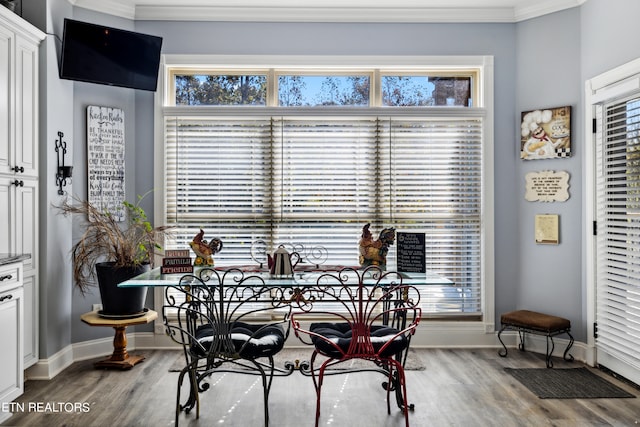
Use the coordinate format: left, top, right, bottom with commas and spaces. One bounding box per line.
95, 262, 150, 317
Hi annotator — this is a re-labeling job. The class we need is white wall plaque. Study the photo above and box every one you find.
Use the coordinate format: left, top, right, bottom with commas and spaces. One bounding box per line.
525, 170, 570, 202
87, 106, 125, 221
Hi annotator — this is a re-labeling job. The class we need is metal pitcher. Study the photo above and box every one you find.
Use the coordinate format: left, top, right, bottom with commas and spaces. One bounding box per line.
268, 245, 301, 277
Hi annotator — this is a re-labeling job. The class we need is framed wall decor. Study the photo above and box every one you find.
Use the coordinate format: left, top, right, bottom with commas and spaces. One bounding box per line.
87, 105, 126, 221
520, 105, 571, 160
535, 214, 559, 245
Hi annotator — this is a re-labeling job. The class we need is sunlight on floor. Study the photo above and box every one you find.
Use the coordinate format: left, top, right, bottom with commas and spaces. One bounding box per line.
214, 374, 261, 425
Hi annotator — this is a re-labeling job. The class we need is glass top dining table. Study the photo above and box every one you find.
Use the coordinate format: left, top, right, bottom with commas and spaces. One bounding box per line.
118, 264, 453, 288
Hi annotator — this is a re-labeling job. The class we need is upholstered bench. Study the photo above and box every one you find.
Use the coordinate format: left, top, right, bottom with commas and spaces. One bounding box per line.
497, 309, 574, 368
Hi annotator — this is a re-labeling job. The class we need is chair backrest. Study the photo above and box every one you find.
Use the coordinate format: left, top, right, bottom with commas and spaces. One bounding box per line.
162, 268, 292, 361
291, 266, 421, 359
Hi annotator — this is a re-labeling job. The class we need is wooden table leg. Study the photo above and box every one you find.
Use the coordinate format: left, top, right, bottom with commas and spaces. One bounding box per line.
94, 325, 145, 370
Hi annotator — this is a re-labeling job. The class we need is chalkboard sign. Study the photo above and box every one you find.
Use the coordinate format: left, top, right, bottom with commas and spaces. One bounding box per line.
397, 232, 426, 273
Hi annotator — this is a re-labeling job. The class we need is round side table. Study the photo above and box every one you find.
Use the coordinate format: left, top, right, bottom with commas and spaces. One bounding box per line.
80, 309, 158, 369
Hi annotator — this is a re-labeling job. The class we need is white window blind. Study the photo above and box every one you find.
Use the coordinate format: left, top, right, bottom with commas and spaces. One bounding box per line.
595, 97, 640, 375
164, 116, 272, 260
379, 118, 483, 315
271, 117, 378, 263
164, 114, 483, 317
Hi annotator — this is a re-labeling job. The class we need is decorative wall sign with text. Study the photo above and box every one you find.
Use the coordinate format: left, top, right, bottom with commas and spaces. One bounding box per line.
87, 106, 125, 221
525, 170, 570, 202
397, 232, 426, 273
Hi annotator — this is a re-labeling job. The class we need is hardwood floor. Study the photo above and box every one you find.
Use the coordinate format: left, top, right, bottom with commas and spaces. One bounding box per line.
2, 348, 639, 427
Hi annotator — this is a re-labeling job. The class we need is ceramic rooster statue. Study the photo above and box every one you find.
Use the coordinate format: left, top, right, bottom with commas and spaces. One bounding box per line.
358, 223, 395, 269
189, 229, 223, 266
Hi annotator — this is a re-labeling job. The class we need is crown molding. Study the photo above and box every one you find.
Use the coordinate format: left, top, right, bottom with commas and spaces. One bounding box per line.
135, 6, 516, 23
0, 4, 46, 41
70, 0, 136, 20
513, 0, 586, 22
70, 0, 587, 23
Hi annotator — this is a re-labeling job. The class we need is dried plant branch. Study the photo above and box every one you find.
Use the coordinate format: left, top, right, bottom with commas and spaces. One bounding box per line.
56, 194, 173, 295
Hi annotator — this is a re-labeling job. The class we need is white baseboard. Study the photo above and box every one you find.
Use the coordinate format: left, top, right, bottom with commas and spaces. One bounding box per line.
25, 344, 75, 380
25, 332, 180, 380
25, 329, 590, 380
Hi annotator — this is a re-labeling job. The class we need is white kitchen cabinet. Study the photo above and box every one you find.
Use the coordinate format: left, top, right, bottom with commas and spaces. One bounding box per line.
0, 262, 24, 424
0, 10, 39, 177
22, 273, 37, 367
0, 7, 44, 372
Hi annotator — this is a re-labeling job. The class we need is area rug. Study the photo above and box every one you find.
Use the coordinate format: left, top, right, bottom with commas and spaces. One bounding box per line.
169, 348, 425, 372
504, 367, 636, 399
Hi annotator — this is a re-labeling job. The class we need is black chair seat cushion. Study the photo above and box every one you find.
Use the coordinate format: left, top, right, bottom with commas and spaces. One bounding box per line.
192, 321, 285, 359
309, 322, 408, 359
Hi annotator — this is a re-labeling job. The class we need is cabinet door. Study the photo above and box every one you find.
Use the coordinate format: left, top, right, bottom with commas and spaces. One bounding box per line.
14, 178, 36, 273
14, 36, 38, 177
0, 286, 23, 404
0, 178, 14, 254
22, 273, 37, 368
0, 25, 12, 175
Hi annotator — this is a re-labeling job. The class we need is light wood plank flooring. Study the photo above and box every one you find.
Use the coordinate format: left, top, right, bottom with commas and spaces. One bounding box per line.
2, 348, 639, 427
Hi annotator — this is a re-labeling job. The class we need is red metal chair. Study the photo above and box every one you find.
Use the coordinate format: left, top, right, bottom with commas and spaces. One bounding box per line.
290, 266, 422, 427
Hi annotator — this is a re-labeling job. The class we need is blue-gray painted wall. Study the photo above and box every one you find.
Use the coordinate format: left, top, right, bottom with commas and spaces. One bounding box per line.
25, 0, 640, 354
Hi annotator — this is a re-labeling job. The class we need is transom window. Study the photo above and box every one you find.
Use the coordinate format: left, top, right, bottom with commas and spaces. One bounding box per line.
158, 57, 492, 320
169, 69, 477, 107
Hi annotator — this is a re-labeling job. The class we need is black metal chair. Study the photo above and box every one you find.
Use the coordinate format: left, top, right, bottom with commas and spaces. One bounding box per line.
162, 268, 293, 426
290, 266, 422, 427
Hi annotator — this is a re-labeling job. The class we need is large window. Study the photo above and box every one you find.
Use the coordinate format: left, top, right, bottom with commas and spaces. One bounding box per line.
159, 56, 493, 320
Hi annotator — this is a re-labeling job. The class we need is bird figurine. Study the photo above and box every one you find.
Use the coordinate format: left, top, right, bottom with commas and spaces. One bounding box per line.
189, 229, 223, 266
358, 223, 395, 269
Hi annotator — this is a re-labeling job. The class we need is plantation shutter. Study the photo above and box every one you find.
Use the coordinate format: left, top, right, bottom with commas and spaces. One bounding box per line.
595, 97, 640, 383
379, 117, 483, 317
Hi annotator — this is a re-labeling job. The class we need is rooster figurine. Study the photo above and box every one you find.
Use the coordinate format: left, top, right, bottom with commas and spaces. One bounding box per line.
189, 229, 223, 266
358, 223, 395, 269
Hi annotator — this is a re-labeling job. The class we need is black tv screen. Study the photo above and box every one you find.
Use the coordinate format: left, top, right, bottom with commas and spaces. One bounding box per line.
59, 19, 163, 91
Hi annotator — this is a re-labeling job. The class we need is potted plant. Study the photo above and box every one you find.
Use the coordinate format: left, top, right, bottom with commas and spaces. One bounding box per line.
58, 193, 172, 317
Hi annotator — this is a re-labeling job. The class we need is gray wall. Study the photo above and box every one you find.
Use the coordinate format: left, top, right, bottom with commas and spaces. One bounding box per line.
28, 0, 640, 354
22, 0, 75, 362
66, 8, 143, 341
581, 0, 640, 80
39, 0, 75, 360
515, 10, 583, 337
